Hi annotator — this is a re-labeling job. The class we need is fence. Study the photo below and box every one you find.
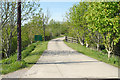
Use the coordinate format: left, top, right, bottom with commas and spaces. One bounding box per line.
65, 36, 78, 43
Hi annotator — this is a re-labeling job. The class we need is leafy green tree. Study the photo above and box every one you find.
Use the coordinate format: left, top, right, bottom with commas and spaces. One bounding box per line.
66, 2, 88, 46
86, 2, 120, 58
0, 2, 42, 58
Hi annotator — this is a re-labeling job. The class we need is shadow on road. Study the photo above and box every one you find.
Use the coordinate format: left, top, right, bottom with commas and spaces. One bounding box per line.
27, 61, 99, 65
26, 50, 100, 65
43, 50, 80, 56
51, 39, 62, 42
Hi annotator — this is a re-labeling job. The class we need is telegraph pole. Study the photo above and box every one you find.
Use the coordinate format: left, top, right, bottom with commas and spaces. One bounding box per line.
17, 0, 21, 61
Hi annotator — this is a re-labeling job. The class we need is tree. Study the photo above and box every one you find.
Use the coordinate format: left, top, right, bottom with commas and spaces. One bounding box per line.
0, 2, 42, 58
66, 2, 88, 46
86, 2, 120, 58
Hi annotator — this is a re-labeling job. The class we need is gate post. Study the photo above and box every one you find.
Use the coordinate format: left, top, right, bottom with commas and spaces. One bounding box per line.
72, 37, 73, 43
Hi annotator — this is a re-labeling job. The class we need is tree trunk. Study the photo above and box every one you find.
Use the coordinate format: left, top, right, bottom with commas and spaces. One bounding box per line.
7, 40, 10, 57
8, 32, 12, 56
97, 43, 100, 51
2, 53, 4, 59
78, 37, 84, 46
107, 51, 112, 59
106, 47, 112, 59
82, 37, 84, 46
4, 49, 8, 58
42, 14, 45, 41
105, 37, 114, 59
2, 38, 5, 58
97, 33, 100, 51
31, 40, 33, 44
86, 41, 89, 47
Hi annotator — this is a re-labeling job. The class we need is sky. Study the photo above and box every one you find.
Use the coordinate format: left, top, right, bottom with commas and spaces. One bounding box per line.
40, 2, 79, 22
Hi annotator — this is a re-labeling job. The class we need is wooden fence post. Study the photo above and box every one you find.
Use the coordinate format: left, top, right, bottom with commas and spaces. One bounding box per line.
72, 37, 73, 43
65, 36, 67, 42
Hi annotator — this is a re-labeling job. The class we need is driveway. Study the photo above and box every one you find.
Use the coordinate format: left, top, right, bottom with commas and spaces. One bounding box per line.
22, 37, 119, 78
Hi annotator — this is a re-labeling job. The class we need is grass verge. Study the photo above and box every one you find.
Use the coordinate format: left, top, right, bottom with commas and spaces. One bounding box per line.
24, 41, 48, 67
0, 41, 48, 74
64, 41, 120, 68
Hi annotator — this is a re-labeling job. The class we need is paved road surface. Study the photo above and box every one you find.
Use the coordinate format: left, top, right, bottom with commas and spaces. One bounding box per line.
2, 37, 119, 78
22, 37, 119, 78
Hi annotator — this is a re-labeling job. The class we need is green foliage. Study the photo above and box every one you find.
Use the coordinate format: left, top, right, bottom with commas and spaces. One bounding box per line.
66, 2, 88, 45
21, 19, 43, 44
86, 2, 120, 54
1, 2, 43, 58
66, 2, 120, 58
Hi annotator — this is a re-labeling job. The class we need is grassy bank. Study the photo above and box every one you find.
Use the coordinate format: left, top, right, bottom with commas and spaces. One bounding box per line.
0, 41, 48, 74
24, 41, 48, 67
64, 41, 120, 68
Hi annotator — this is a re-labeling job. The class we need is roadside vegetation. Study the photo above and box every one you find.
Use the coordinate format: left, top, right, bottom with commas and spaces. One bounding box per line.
64, 41, 120, 68
0, 41, 48, 74
1, 2, 67, 60
1, 1, 119, 75
1, 2, 67, 75
65, 2, 120, 60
